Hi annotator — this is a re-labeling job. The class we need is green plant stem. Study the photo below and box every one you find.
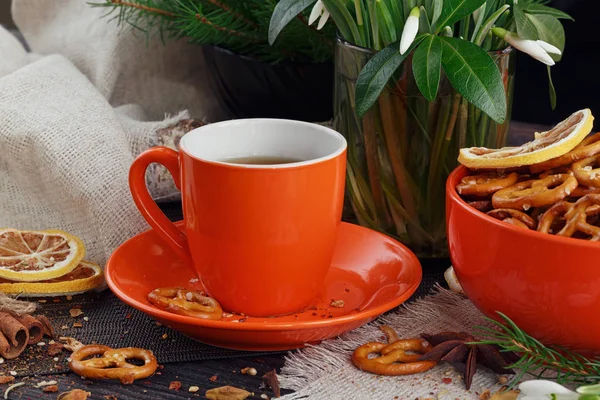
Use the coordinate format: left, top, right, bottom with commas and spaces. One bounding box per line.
478, 113, 491, 146
362, 109, 392, 227
467, 103, 477, 146
367, 0, 381, 50
427, 95, 451, 194
457, 98, 468, 150
378, 90, 422, 243
390, 93, 409, 162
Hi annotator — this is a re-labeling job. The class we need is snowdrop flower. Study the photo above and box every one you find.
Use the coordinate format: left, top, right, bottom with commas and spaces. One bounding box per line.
518, 380, 579, 399
400, 7, 420, 54
492, 27, 558, 66
308, 0, 330, 30
536, 40, 562, 56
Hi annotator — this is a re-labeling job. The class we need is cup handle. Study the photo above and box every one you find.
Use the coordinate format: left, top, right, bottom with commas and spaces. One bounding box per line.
129, 147, 192, 264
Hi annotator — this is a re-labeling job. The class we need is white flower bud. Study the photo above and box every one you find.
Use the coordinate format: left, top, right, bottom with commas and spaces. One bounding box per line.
399, 7, 420, 55
308, 1, 330, 30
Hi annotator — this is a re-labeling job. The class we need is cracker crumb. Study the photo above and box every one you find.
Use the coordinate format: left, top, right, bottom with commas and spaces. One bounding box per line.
42, 385, 59, 393
188, 386, 199, 393
241, 367, 257, 376
330, 300, 345, 308
69, 308, 83, 318
161, 333, 168, 340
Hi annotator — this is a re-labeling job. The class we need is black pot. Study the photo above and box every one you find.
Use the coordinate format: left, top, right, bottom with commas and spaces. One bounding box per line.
202, 46, 334, 122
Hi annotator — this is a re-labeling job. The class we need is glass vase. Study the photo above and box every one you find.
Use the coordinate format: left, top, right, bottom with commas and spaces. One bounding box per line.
334, 38, 515, 258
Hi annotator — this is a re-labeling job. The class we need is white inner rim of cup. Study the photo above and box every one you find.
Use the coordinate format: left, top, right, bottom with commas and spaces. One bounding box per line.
179, 119, 347, 168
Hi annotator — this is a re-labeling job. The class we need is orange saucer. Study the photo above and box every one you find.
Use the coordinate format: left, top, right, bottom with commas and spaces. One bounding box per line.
105, 222, 422, 351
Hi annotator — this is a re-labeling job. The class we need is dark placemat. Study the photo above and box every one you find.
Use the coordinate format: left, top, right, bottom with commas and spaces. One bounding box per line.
1, 266, 446, 378
0, 291, 281, 378
0, 201, 447, 378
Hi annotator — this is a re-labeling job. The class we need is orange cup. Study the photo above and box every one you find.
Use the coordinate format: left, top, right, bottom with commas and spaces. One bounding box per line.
129, 119, 347, 317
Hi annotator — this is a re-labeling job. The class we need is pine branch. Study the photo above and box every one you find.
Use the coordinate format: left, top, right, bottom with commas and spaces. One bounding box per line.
109, 0, 174, 16
90, 0, 335, 63
205, 0, 257, 27
193, 12, 258, 40
474, 312, 600, 386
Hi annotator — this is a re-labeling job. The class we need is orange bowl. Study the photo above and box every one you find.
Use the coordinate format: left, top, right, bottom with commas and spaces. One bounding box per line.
447, 165, 600, 355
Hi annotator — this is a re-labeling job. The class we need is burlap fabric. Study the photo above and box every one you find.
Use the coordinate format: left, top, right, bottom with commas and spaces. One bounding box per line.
0, 0, 220, 267
280, 287, 511, 400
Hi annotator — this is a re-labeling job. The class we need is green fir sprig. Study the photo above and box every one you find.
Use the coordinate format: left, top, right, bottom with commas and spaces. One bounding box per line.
474, 312, 600, 386
90, 0, 336, 63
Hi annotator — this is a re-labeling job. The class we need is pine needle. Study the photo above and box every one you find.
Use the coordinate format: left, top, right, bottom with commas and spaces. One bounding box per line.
474, 312, 600, 386
88, 0, 335, 63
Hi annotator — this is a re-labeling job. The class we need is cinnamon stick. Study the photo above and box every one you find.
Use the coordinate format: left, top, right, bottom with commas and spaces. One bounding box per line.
15, 314, 43, 344
0, 312, 28, 359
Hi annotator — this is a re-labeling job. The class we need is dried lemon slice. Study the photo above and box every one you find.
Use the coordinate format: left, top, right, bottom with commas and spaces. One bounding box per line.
0, 261, 104, 297
459, 109, 594, 169
0, 229, 85, 281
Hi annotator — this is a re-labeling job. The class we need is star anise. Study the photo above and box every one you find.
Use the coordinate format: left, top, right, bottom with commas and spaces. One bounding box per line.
418, 332, 516, 390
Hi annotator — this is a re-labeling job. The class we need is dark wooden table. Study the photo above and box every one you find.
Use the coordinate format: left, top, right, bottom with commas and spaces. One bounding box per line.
8, 264, 447, 400
4, 122, 538, 399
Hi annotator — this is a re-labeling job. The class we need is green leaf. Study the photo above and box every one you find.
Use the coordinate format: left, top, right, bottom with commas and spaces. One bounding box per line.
527, 14, 565, 58
268, 0, 317, 45
440, 37, 506, 123
419, 6, 432, 34
386, 0, 405, 35
435, 0, 486, 34
413, 35, 442, 101
470, 3, 486, 42
431, 0, 443, 29
514, 3, 539, 40
321, 0, 363, 45
355, 34, 427, 117
547, 66, 556, 110
376, 0, 397, 45
525, 4, 574, 21
424, 0, 434, 20
473, 4, 510, 46
402, 0, 411, 18
483, 0, 498, 20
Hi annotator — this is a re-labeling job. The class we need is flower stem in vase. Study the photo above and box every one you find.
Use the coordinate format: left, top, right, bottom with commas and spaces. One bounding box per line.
361, 108, 392, 229
378, 90, 423, 244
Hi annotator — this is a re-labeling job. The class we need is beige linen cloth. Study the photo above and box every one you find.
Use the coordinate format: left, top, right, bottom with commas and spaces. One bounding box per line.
0, 0, 220, 266
280, 287, 515, 400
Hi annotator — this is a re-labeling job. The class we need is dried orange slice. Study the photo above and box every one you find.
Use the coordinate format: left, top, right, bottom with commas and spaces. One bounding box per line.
458, 109, 594, 169
0, 229, 85, 281
0, 261, 104, 297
